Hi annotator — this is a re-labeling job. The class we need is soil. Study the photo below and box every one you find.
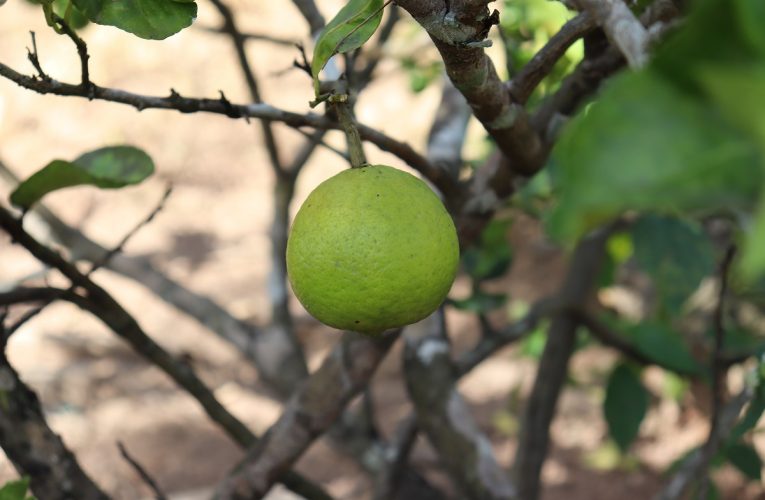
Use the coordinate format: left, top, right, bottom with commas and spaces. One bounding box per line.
1, 1, 763, 499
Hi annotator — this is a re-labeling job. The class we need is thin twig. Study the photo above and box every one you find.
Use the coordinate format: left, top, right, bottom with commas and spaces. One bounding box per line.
699, 244, 737, 498
657, 381, 756, 500
52, 14, 92, 93
0, 62, 447, 193
291, 0, 326, 36
196, 25, 298, 46
117, 442, 168, 500
25, 31, 50, 81
456, 297, 558, 374
87, 186, 173, 275
3, 187, 172, 339
208, 0, 283, 173
293, 128, 349, 162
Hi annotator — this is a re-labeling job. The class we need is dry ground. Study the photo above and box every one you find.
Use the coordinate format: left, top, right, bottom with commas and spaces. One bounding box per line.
0, 1, 763, 498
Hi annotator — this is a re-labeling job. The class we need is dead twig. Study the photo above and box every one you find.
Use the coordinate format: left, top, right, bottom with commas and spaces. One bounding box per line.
117, 442, 168, 500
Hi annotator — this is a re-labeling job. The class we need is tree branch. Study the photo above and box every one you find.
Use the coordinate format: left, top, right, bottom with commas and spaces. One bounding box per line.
574, 0, 650, 69
403, 311, 517, 500
209, 0, 283, 173
656, 382, 756, 500
0, 350, 108, 500
196, 25, 299, 46
214, 330, 400, 499
0, 206, 332, 500
455, 297, 560, 374
0, 62, 447, 193
531, 1, 679, 139
117, 442, 168, 500
508, 12, 597, 104
291, 0, 325, 37
396, 0, 545, 178
513, 230, 609, 500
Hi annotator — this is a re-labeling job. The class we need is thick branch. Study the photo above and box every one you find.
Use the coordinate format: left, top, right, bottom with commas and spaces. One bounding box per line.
513, 230, 609, 500
0, 352, 108, 500
403, 312, 517, 500
214, 330, 401, 499
396, 1, 545, 177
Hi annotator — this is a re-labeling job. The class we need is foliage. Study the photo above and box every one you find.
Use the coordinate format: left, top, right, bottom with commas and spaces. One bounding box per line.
603, 363, 649, 451
71, 0, 196, 39
547, 0, 765, 280
10, 146, 154, 210
311, 0, 384, 96
0, 478, 33, 500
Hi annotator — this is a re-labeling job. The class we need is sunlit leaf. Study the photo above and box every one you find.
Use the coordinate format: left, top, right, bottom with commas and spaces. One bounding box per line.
72, 0, 196, 39
312, 0, 384, 95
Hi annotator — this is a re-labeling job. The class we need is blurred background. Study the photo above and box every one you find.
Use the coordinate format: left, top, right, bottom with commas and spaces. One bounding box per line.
0, 0, 762, 498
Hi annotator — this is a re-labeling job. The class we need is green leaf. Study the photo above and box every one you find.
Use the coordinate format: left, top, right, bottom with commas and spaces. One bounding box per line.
735, 0, 765, 56
631, 215, 715, 313
462, 218, 513, 281
741, 197, 765, 278
725, 442, 763, 480
0, 478, 30, 500
547, 71, 762, 242
311, 0, 384, 95
26, 0, 90, 29
449, 290, 507, 312
518, 322, 548, 359
697, 64, 765, 148
624, 321, 702, 375
604, 363, 649, 451
730, 384, 765, 443
71, 0, 196, 39
10, 146, 154, 210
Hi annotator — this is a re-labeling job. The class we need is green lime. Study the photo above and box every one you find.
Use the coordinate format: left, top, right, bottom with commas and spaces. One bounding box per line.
286, 165, 459, 334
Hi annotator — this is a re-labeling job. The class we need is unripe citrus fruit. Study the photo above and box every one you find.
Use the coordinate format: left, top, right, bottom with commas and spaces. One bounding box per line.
286, 165, 459, 334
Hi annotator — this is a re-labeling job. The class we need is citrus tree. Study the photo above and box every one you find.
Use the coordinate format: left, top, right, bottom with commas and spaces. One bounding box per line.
1, 0, 765, 498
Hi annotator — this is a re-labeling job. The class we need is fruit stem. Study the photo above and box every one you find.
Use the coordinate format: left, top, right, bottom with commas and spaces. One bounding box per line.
329, 94, 368, 168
